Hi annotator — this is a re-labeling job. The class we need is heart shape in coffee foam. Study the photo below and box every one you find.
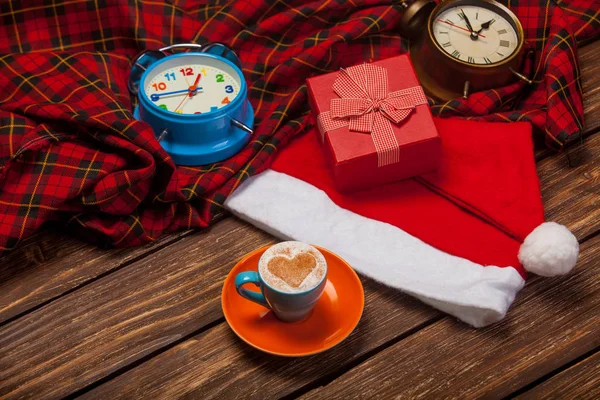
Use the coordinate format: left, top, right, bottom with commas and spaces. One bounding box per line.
267, 253, 317, 288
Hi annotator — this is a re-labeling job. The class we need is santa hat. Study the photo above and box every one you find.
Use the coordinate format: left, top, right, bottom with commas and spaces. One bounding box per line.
224, 118, 579, 327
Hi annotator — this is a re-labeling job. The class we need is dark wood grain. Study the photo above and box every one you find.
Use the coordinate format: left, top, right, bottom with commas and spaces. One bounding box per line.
515, 351, 600, 399
538, 131, 600, 240
0, 218, 276, 399
81, 278, 439, 400
0, 227, 192, 324
580, 40, 600, 135
300, 234, 600, 399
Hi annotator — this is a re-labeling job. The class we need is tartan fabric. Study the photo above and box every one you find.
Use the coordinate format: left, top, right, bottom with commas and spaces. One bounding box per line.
0, 0, 598, 254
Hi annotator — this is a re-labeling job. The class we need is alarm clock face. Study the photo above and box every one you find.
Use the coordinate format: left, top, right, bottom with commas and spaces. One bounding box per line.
431, 0, 520, 65
143, 55, 242, 115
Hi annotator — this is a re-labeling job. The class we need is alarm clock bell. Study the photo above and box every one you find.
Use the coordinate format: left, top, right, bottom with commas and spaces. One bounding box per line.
128, 43, 254, 166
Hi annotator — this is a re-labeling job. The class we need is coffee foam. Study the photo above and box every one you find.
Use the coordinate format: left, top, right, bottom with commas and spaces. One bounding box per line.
259, 242, 327, 293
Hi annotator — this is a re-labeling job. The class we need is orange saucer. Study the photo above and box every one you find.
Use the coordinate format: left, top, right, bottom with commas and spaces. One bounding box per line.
222, 245, 364, 357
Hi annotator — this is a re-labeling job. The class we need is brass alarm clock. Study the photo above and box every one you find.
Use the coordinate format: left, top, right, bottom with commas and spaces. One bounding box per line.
399, 0, 530, 101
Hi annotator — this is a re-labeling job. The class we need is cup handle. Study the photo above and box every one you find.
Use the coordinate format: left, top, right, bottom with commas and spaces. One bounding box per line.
234, 271, 270, 308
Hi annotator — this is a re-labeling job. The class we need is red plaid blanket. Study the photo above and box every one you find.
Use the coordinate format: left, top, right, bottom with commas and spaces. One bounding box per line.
0, 0, 598, 254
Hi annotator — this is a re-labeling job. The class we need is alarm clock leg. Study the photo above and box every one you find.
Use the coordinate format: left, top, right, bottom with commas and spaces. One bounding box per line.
231, 118, 253, 135
157, 129, 169, 142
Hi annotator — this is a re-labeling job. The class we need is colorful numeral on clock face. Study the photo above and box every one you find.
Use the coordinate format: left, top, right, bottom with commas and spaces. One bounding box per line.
144, 57, 241, 115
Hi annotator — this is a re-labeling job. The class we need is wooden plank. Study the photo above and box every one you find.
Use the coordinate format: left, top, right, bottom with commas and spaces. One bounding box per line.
300, 234, 600, 399
580, 39, 600, 135
80, 278, 439, 399
0, 226, 192, 325
515, 351, 600, 399
0, 218, 276, 399
538, 131, 600, 240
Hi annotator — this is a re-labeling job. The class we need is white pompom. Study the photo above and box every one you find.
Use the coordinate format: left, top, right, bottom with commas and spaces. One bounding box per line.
518, 222, 579, 277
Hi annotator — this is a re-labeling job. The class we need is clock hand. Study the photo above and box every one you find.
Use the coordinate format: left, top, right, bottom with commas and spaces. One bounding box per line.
437, 19, 486, 38
460, 10, 473, 30
150, 87, 202, 101
474, 19, 495, 36
182, 70, 191, 87
480, 19, 495, 30
188, 73, 202, 97
174, 92, 190, 113
460, 9, 481, 41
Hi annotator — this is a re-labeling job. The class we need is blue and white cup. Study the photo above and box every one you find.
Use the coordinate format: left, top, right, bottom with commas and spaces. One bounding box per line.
235, 242, 328, 322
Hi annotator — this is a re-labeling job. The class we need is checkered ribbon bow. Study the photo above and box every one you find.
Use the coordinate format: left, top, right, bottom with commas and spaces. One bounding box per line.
317, 63, 428, 167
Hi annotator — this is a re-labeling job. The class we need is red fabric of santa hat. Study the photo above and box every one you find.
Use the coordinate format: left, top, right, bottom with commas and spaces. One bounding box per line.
225, 118, 579, 327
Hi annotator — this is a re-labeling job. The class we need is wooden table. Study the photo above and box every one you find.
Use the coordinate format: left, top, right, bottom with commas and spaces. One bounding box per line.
1, 39, 599, 399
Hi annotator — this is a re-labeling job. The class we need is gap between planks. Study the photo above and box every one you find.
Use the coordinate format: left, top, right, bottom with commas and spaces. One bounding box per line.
0, 211, 225, 326
0, 229, 194, 327
508, 345, 600, 399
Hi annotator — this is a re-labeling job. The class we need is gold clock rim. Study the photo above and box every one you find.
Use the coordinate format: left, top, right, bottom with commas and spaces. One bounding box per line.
427, 0, 525, 69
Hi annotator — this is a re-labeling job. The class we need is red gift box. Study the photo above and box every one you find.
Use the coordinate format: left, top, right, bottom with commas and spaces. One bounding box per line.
307, 54, 441, 192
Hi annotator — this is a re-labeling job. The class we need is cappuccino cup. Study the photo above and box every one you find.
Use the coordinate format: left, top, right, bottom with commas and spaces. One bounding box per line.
235, 241, 328, 322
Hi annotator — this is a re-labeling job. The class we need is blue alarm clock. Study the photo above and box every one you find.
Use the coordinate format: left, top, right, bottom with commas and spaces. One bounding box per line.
128, 43, 254, 165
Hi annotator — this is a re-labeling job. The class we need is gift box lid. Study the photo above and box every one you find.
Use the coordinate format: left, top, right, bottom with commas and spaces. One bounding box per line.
307, 54, 439, 164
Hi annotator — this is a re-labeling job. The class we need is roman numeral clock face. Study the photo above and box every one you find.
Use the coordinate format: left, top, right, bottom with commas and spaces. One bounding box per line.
432, 5, 519, 65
